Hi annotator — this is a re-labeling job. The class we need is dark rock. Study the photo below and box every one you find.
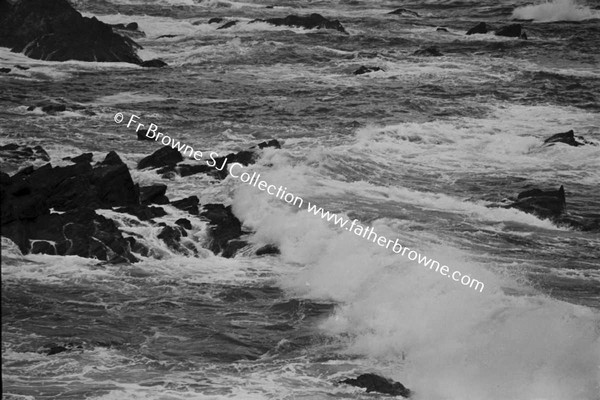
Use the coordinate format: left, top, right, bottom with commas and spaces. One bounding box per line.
157, 225, 186, 251
138, 146, 183, 170
543, 130, 593, 147
41, 103, 66, 113
1, 207, 138, 262
255, 139, 282, 149
177, 163, 213, 177
0, 0, 143, 64
259, 14, 347, 34
26, 105, 35, 111
340, 374, 411, 397
221, 239, 248, 258
15, 65, 29, 70
466, 22, 488, 35
140, 59, 168, 68
171, 196, 200, 215
156, 34, 178, 39
200, 204, 244, 255
115, 205, 167, 221
92, 153, 139, 206
508, 186, 566, 220
354, 66, 383, 75
256, 244, 280, 256
413, 46, 443, 56
43, 342, 83, 356
137, 127, 156, 141
208, 17, 224, 24
1, 151, 138, 224
31, 240, 56, 255
175, 218, 192, 230
0, 143, 50, 164
139, 184, 169, 205
388, 8, 420, 17
0, 67, 10, 73
64, 152, 93, 163
495, 24, 522, 37
217, 21, 238, 30
436, 27, 448, 32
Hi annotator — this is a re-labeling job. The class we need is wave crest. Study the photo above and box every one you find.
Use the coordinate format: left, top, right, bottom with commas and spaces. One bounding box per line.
512, 0, 600, 22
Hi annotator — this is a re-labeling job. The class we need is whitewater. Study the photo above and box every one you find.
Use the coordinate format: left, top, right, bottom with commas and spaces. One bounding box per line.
1, 0, 599, 399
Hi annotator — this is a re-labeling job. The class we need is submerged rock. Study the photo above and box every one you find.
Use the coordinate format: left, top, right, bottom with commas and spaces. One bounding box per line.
340, 374, 412, 397
217, 21, 239, 30
140, 59, 168, 68
354, 66, 383, 75
466, 22, 488, 35
388, 8, 420, 17
208, 17, 224, 24
413, 46, 443, 56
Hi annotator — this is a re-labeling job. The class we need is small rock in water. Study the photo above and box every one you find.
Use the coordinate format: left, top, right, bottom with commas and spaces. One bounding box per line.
340, 373, 412, 397
208, 17, 223, 24
0, 67, 11, 73
495, 24, 522, 37
543, 130, 594, 147
354, 65, 383, 75
466, 22, 488, 35
140, 59, 168, 68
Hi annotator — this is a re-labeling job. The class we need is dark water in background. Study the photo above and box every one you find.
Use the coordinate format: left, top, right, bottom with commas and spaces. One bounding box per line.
1, 0, 600, 398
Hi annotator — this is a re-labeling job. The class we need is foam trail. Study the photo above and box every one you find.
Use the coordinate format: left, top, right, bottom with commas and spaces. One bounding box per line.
513, 0, 600, 22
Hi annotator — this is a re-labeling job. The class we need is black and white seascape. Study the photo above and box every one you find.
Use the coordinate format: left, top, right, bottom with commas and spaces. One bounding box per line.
1, 0, 599, 399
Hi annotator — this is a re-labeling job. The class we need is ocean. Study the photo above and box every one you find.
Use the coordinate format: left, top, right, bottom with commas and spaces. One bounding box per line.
1, 0, 599, 399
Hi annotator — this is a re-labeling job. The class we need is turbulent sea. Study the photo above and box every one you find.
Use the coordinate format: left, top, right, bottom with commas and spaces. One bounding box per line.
1, 0, 600, 399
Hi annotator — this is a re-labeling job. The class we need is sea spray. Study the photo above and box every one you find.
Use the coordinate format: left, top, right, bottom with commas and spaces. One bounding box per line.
513, 0, 600, 22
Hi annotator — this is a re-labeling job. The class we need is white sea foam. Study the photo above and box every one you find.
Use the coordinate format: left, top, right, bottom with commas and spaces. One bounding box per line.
513, 0, 600, 22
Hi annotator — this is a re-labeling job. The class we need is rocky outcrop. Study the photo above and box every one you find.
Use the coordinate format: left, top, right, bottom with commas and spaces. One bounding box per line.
543, 130, 596, 147
0, 0, 165, 66
354, 66, 383, 75
466, 22, 488, 35
340, 374, 411, 397
254, 14, 348, 34
1, 148, 139, 262
2, 207, 138, 262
